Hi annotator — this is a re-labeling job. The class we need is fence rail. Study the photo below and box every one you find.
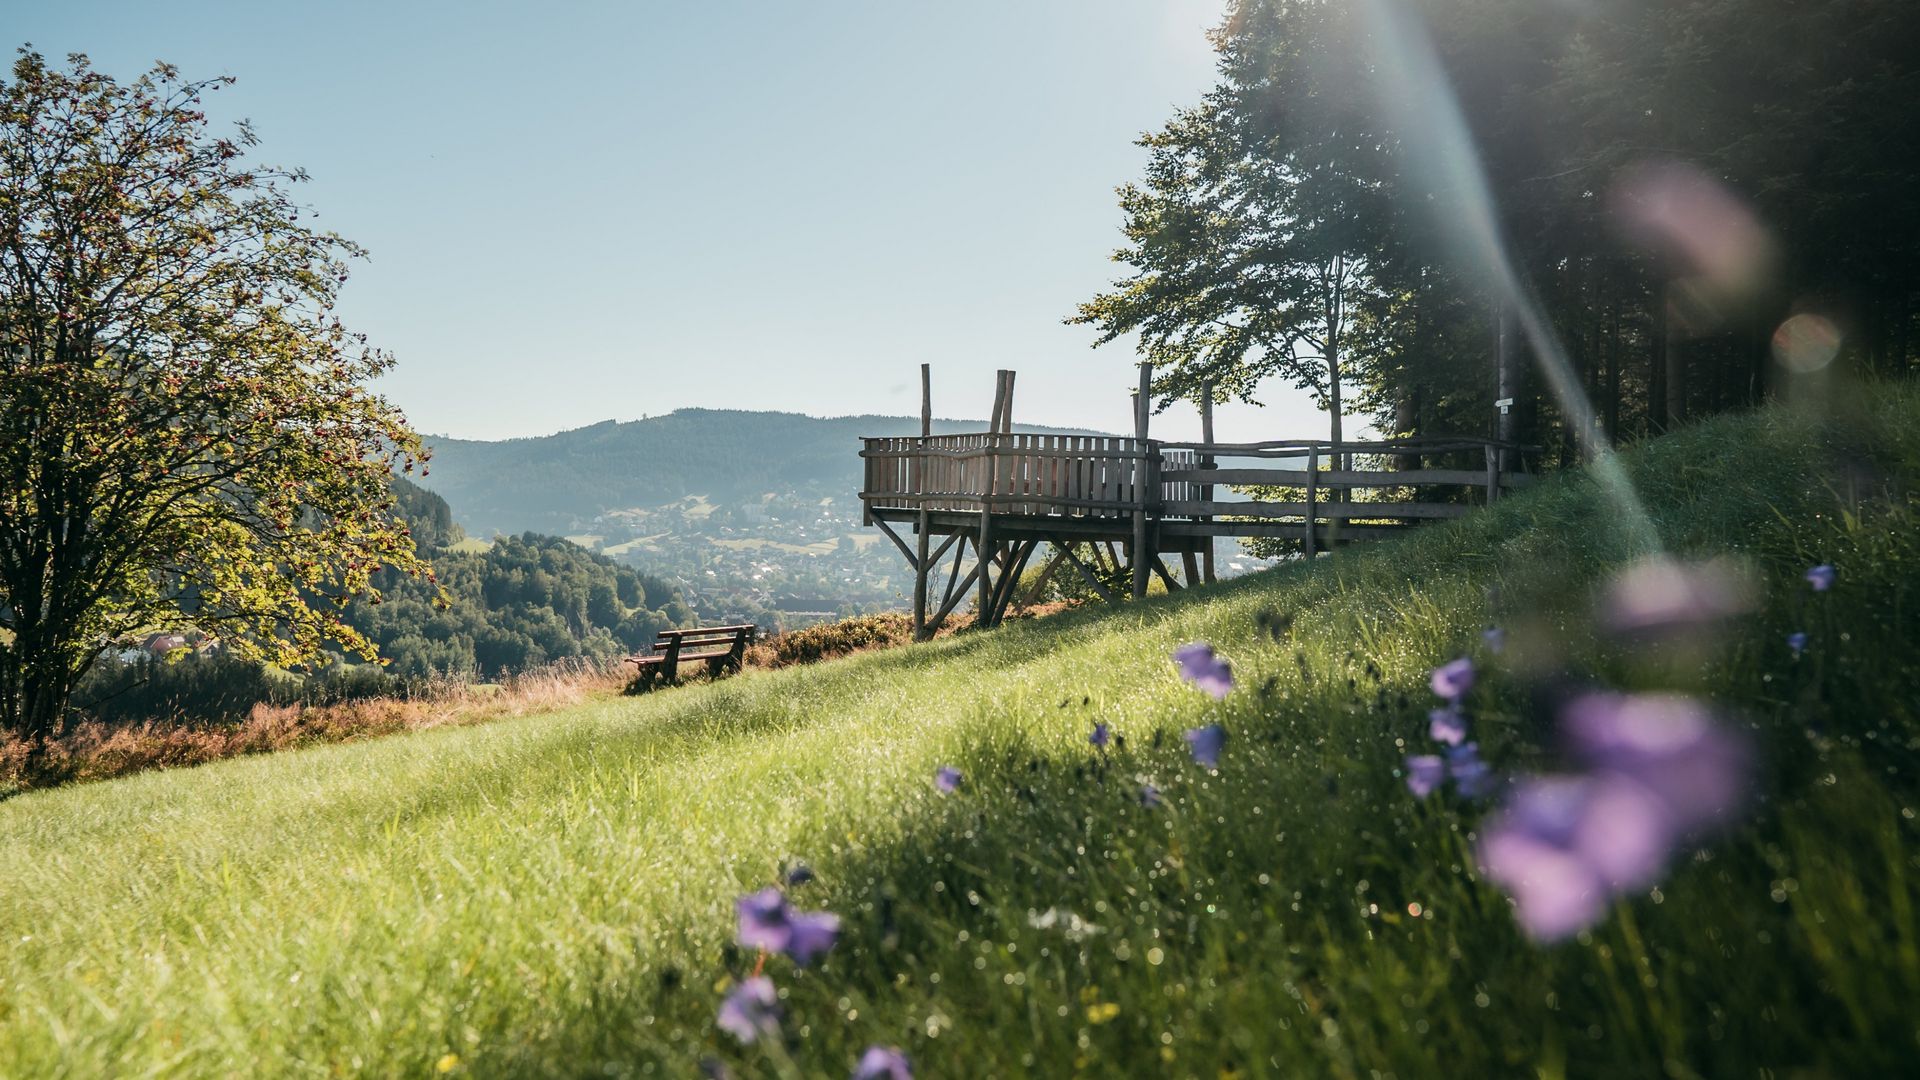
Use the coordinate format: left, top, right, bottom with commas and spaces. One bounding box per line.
860, 433, 1530, 539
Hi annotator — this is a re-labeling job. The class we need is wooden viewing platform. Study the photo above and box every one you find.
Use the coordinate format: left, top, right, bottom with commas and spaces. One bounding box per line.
860, 365, 1533, 640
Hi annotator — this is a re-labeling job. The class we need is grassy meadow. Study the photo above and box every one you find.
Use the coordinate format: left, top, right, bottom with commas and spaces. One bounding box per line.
3, 388, 1918, 1077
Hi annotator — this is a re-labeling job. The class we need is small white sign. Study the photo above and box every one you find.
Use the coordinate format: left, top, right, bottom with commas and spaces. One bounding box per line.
1494, 397, 1514, 408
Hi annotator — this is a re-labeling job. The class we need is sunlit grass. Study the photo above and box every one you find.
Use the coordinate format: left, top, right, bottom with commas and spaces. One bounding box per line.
2, 389, 1918, 1077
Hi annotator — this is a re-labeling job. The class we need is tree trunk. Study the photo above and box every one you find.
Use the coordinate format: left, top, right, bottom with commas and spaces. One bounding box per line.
1325, 256, 1346, 500
1663, 282, 1687, 429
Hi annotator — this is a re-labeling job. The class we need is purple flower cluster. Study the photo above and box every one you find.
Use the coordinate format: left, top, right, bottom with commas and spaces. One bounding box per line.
736, 887, 842, 966
1173, 643, 1233, 700
1805, 563, 1835, 592
1405, 658, 1496, 799
1478, 693, 1749, 941
933, 766, 962, 793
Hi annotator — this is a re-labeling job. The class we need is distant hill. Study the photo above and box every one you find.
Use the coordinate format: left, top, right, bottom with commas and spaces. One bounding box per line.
417, 409, 1110, 536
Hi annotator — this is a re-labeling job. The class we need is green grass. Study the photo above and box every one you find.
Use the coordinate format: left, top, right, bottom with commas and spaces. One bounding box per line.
444, 537, 495, 555
5, 389, 1920, 1077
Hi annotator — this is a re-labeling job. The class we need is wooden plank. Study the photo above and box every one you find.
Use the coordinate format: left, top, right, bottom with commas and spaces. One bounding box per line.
1161, 500, 1471, 521
1160, 520, 1411, 539
1161, 467, 1535, 488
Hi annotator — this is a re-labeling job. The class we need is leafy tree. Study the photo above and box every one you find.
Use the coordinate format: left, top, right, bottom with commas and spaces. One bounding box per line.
1073, 0, 1391, 456
0, 51, 432, 736
1084, 0, 1920, 470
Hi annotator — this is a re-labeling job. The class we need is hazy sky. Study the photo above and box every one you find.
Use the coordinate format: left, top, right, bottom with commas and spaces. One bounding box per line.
15, 1, 1353, 444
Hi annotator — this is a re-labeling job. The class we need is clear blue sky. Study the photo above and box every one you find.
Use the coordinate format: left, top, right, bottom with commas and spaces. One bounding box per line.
14, 0, 1347, 444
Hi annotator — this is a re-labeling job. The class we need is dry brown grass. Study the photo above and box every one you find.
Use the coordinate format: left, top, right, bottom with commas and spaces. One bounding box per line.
0, 658, 628, 796
2, 604, 1092, 797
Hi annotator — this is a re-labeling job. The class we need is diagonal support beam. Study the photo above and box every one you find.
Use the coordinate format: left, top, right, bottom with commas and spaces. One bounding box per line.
1059, 543, 1115, 603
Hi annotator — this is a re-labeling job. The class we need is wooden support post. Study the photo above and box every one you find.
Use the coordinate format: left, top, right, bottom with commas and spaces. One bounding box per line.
921, 363, 932, 438
1484, 444, 1500, 505
1303, 446, 1319, 558
1131, 362, 1153, 600
913, 363, 933, 640
989, 369, 1009, 434
1000, 370, 1016, 434
977, 429, 997, 621
1199, 381, 1216, 584
1182, 550, 1201, 586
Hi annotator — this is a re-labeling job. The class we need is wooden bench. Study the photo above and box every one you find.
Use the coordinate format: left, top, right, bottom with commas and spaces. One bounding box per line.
625, 624, 757, 688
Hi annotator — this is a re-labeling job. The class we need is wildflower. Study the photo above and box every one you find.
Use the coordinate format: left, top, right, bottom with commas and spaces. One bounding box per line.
1806, 563, 1835, 592
1600, 556, 1754, 635
934, 766, 962, 793
737, 888, 841, 965
1482, 626, 1506, 654
736, 888, 792, 952
1183, 724, 1226, 769
1430, 657, 1474, 702
1478, 694, 1751, 942
783, 910, 842, 966
1786, 631, 1807, 656
1089, 722, 1111, 749
1173, 643, 1233, 700
1478, 816, 1608, 942
1559, 693, 1749, 830
852, 1045, 913, 1080
1446, 742, 1497, 799
1404, 754, 1445, 798
1138, 782, 1163, 809
1428, 705, 1468, 746
716, 976, 780, 1043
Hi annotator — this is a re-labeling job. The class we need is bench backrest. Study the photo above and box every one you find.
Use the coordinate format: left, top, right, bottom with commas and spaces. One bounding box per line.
647, 624, 757, 654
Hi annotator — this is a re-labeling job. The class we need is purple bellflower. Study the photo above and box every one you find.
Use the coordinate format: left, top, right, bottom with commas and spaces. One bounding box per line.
783, 910, 842, 966
1479, 693, 1750, 941
736, 888, 793, 952
934, 766, 962, 793
1786, 631, 1807, 656
1559, 692, 1749, 831
717, 976, 780, 1044
1089, 722, 1111, 749
1446, 742, 1498, 799
852, 1045, 913, 1080
1429, 705, 1468, 746
1404, 754, 1445, 798
1806, 563, 1835, 592
1430, 657, 1474, 702
736, 888, 842, 965
1600, 556, 1755, 636
1184, 724, 1227, 769
1173, 643, 1234, 700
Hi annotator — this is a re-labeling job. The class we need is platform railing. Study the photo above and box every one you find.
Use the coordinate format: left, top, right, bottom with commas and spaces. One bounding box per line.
860, 433, 1535, 547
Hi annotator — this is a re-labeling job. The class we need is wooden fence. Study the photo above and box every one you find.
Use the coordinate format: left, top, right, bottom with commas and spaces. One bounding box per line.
862, 433, 1530, 549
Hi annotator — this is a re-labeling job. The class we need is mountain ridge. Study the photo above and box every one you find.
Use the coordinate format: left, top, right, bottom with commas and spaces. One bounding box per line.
416, 407, 1117, 536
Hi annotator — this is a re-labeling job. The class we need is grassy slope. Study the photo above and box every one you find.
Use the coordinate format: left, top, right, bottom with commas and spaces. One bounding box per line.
4, 390, 1919, 1078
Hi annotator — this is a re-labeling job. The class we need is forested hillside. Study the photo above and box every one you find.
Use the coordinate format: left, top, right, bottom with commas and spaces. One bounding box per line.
348, 481, 692, 678
419, 409, 1107, 536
